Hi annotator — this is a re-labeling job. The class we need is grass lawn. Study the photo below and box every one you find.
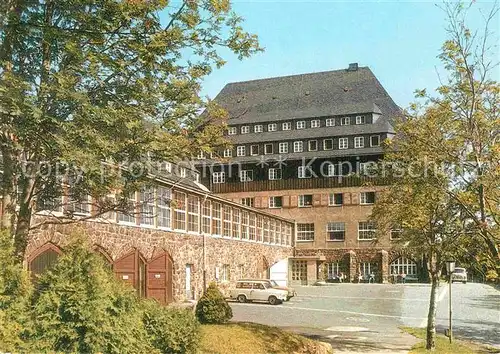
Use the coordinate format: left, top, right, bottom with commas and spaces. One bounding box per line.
200, 322, 332, 354
402, 327, 498, 354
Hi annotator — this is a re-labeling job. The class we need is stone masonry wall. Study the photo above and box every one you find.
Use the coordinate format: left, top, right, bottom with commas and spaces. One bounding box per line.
27, 220, 293, 302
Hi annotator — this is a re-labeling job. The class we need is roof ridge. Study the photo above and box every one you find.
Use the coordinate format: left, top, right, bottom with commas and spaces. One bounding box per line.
224, 66, 371, 87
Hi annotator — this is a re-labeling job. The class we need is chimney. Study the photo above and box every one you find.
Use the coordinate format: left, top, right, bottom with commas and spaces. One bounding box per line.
348, 63, 358, 71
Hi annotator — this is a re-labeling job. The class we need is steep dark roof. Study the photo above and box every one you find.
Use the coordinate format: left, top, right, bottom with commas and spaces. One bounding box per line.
214, 66, 400, 130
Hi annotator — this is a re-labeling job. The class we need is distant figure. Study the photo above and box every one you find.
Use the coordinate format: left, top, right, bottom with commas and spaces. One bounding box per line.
339, 272, 344, 283
358, 273, 363, 283
369, 272, 375, 283
401, 272, 407, 284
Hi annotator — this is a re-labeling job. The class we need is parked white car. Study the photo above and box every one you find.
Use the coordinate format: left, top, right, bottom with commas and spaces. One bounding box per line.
229, 280, 288, 305
451, 267, 467, 284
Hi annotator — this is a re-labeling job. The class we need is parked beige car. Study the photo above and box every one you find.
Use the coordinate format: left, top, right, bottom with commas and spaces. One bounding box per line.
229, 280, 288, 305
239, 278, 296, 300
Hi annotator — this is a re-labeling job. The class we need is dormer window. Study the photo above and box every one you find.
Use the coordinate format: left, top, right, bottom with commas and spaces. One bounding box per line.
254, 125, 263, 133
228, 127, 237, 135
223, 149, 232, 157
356, 115, 365, 124
340, 117, 350, 126
268, 123, 277, 132
179, 167, 187, 178
326, 118, 335, 127
282, 122, 291, 130
241, 126, 250, 134
311, 119, 320, 128
296, 121, 306, 129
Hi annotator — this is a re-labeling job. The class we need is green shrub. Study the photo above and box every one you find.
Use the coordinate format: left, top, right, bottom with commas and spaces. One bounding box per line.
28, 235, 153, 354
0, 230, 32, 352
143, 300, 200, 353
195, 282, 232, 324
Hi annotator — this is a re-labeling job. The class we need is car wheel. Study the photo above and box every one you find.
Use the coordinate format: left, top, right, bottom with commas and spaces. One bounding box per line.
237, 294, 247, 303
268, 295, 280, 305
462, 281, 467, 284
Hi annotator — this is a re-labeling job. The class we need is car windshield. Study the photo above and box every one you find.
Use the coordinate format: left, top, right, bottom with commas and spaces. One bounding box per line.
454, 268, 465, 273
269, 280, 278, 287
262, 282, 272, 289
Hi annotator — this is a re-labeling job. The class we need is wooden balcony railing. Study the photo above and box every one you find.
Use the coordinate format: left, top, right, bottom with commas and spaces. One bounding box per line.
211, 176, 391, 194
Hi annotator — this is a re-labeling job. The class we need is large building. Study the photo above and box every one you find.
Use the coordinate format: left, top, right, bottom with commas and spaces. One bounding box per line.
197, 63, 422, 284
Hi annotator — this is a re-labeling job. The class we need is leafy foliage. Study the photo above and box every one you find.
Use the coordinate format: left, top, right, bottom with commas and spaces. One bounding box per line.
195, 282, 233, 324
27, 236, 153, 354
143, 301, 200, 354
0, 230, 32, 352
0, 0, 262, 259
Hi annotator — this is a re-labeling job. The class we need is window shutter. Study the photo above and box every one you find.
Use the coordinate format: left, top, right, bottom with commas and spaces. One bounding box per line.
282, 196, 290, 208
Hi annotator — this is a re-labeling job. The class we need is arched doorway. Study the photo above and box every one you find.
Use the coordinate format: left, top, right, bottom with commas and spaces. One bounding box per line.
28, 243, 62, 279
113, 249, 147, 298
147, 252, 174, 304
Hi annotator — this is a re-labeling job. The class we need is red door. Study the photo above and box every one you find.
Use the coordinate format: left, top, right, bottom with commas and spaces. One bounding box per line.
147, 252, 173, 304
114, 251, 137, 289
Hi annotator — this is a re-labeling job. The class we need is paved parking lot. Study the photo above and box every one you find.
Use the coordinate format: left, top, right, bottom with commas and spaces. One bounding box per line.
229, 283, 500, 353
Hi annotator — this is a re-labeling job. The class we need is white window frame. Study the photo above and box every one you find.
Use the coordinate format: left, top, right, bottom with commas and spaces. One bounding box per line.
179, 167, 187, 178
298, 166, 312, 179
173, 191, 187, 231
327, 163, 339, 177
326, 118, 335, 127
241, 125, 250, 134
390, 257, 417, 276
370, 135, 380, 147
308, 140, 318, 151
139, 187, 154, 226
282, 122, 291, 130
356, 115, 365, 124
311, 119, 320, 128
268, 168, 282, 180
293, 141, 303, 152
212, 202, 222, 236
268, 123, 277, 132
236, 146, 246, 156
360, 191, 376, 205
296, 120, 306, 129
187, 195, 199, 233
228, 127, 237, 135
223, 149, 232, 157
298, 194, 313, 207
297, 223, 314, 241
250, 145, 259, 156
327, 222, 345, 241
323, 139, 334, 150
340, 117, 350, 125
239, 170, 254, 182
264, 143, 273, 155
254, 124, 263, 133
269, 196, 283, 208
220, 264, 230, 282
328, 193, 343, 206
201, 199, 211, 234
241, 197, 254, 207
213, 172, 225, 184
354, 136, 365, 148
339, 137, 348, 149
157, 187, 172, 229
279, 142, 288, 154
358, 221, 376, 240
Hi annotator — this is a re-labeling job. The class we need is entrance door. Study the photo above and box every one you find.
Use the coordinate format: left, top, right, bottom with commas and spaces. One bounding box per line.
291, 260, 308, 285
147, 252, 173, 304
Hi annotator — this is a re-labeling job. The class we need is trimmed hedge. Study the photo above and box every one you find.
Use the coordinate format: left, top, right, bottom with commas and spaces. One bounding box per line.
195, 282, 233, 324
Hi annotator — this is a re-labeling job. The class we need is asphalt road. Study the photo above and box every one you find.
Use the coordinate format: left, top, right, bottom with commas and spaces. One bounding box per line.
229, 283, 500, 353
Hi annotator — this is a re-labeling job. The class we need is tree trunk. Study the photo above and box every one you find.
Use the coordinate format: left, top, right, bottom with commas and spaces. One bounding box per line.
426, 250, 440, 350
